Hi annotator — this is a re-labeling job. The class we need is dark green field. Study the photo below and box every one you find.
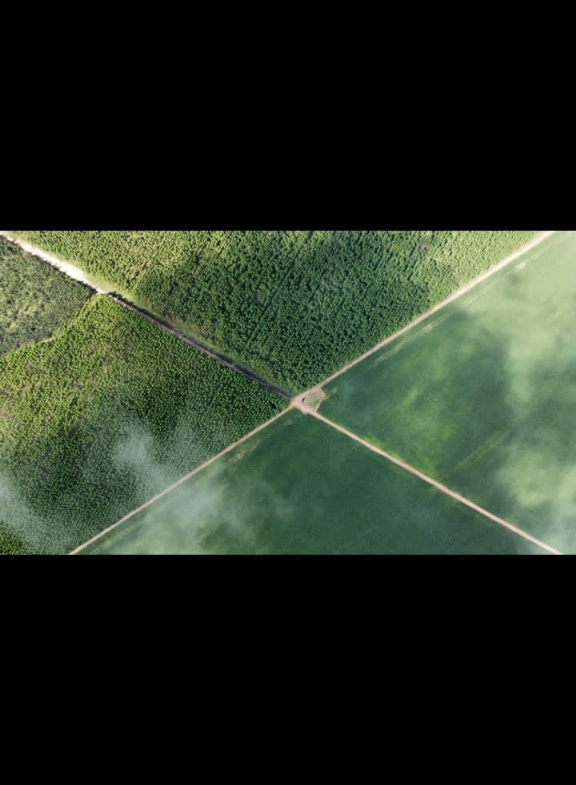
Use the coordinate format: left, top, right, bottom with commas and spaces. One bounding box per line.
81, 409, 546, 555
0, 295, 284, 554
11, 231, 538, 391
0, 237, 90, 355
319, 231, 576, 552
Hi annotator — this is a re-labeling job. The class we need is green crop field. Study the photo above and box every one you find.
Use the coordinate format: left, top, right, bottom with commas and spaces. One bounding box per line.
80, 409, 546, 555
0, 295, 285, 554
11, 231, 538, 391
0, 237, 90, 355
319, 231, 576, 553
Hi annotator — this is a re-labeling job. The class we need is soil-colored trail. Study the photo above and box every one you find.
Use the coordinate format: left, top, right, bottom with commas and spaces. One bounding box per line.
7, 229, 560, 555
292, 400, 560, 555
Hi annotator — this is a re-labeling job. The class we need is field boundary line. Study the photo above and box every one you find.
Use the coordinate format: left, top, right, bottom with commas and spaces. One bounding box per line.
69, 406, 292, 555
293, 402, 560, 555
307, 231, 557, 394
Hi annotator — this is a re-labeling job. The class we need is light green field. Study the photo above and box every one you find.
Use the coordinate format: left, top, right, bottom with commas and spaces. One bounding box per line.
320, 231, 576, 553
80, 409, 546, 555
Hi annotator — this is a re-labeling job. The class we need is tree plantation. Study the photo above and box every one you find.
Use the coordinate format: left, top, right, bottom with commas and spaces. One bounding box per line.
0, 296, 285, 553
13, 231, 538, 390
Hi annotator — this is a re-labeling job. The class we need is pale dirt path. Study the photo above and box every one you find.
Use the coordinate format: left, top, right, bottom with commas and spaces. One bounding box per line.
291, 400, 560, 555
300, 230, 558, 399
69, 406, 292, 554
0, 231, 107, 293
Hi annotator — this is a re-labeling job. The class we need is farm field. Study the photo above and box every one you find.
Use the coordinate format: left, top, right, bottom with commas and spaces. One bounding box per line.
0, 237, 90, 355
319, 231, 576, 553
79, 409, 547, 555
0, 295, 285, 554
9, 231, 538, 391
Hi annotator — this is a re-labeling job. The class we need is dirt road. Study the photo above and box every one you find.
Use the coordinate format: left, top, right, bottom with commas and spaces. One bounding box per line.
78, 396, 561, 555
7, 229, 558, 555
106, 294, 292, 400
0, 231, 107, 293
292, 401, 559, 555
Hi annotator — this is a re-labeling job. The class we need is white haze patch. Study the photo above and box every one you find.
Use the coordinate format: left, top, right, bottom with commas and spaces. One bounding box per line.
0, 468, 42, 551
111, 421, 177, 503
94, 448, 302, 555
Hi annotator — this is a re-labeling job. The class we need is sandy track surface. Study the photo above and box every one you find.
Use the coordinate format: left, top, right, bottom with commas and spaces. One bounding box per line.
0, 231, 107, 293
291, 400, 559, 554
5, 228, 558, 555
0, 232, 292, 401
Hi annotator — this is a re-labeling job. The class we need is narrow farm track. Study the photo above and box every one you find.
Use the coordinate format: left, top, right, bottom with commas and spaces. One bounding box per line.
291, 399, 560, 554
0, 232, 292, 402
0, 233, 108, 292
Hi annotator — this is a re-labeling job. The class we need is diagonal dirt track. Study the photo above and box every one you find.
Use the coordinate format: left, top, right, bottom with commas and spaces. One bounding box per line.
291, 399, 560, 555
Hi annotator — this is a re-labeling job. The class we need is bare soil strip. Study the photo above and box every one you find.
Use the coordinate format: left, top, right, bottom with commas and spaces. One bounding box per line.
293, 403, 560, 555
0, 232, 107, 293
308, 231, 557, 395
69, 406, 292, 554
